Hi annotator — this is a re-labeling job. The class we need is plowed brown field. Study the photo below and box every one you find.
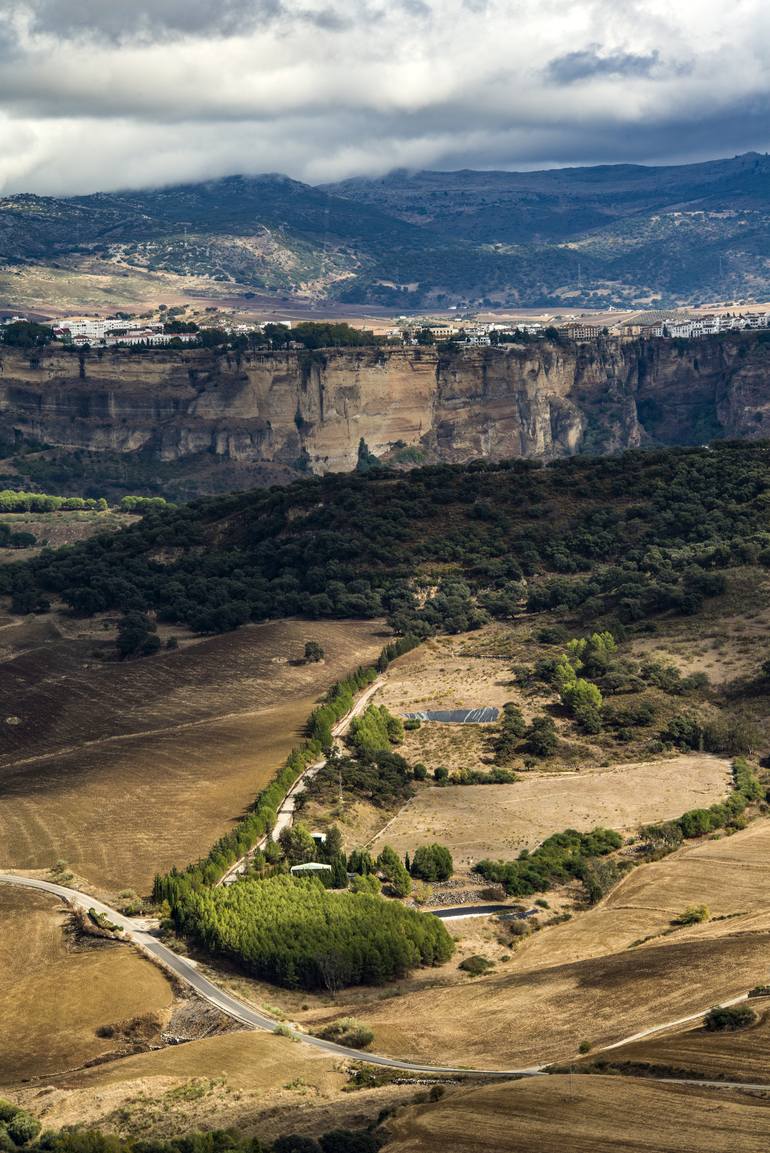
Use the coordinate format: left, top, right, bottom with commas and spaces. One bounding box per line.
0, 618, 384, 893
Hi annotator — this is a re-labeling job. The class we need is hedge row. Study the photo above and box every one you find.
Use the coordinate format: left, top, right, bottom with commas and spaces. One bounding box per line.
153, 634, 420, 906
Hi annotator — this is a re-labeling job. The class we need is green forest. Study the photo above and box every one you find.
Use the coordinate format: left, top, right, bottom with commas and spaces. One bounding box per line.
174, 874, 453, 990
4, 442, 770, 632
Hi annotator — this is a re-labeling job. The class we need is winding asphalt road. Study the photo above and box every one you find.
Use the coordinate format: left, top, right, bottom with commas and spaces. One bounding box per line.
2, 871, 767, 1089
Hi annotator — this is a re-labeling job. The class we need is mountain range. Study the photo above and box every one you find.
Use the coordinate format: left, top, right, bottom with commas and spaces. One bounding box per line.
3, 151, 770, 312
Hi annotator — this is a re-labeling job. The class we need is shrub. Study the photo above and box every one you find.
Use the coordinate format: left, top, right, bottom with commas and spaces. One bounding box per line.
5, 1111, 41, 1147
671, 904, 710, 926
703, 1004, 757, 1032
315, 1017, 374, 1049
477, 827, 622, 897
349, 873, 381, 896
458, 955, 495, 976
410, 844, 454, 882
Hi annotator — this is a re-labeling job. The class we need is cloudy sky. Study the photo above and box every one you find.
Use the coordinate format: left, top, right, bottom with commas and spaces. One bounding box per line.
0, 0, 768, 194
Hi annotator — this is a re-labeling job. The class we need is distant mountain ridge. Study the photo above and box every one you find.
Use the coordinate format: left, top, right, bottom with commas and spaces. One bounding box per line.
3, 152, 770, 310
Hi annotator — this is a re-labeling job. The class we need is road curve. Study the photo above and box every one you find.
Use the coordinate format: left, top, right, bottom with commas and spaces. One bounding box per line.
4, 871, 768, 1087
0, 872, 541, 1078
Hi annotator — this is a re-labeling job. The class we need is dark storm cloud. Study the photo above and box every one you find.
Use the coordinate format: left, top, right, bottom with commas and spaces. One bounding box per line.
18, 0, 347, 40
547, 45, 660, 84
0, 0, 768, 194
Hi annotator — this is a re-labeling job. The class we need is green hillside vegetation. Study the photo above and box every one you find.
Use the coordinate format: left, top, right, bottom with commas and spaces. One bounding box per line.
476, 828, 623, 898
174, 874, 453, 990
5, 442, 770, 635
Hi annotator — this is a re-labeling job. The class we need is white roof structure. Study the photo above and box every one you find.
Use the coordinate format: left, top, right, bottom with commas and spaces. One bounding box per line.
290, 861, 332, 874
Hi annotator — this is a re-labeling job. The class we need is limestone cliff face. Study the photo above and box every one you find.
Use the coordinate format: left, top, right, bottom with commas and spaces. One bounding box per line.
2, 335, 770, 493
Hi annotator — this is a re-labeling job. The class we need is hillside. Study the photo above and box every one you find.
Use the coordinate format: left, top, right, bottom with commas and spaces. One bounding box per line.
4, 440, 768, 634
5, 442, 770, 1149
6, 331, 770, 499
5, 153, 770, 310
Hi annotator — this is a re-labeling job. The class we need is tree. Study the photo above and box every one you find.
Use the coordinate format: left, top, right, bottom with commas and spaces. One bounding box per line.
704, 1005, 757, 1031
347, 848, 375, 875
1, 321, 53, 349
278, 823, 317, 866
410, 843, 453, 882
116, 611, 159, 659
356, 438, 380, 473
304, 640, 325, 663
525, 715, 558, 757
321, 825, 344, 860
376, 844, 411, 897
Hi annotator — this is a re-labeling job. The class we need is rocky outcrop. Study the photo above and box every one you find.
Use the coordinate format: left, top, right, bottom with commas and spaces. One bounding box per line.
1, 334, 769, 494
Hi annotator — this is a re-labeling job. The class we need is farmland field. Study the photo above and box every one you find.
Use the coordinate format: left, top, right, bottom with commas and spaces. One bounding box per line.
296, 819, 770, 1069
368, 754, 730, 866
0, 885, 174, 1083
380, 1075, 770, 1153
0, 509, 134, 564
0, 617, 384, 894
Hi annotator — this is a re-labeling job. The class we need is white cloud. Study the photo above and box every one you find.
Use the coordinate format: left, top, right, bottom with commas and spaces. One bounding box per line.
0, 0, 768, 193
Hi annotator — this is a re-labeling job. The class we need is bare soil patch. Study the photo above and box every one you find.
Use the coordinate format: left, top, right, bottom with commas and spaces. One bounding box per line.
381, 1075, 770, 1153
0, 618, 384, 894
368, 754, 731, 867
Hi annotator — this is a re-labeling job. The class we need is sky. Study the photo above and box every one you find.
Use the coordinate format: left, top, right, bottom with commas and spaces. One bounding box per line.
0, 0, 768, 194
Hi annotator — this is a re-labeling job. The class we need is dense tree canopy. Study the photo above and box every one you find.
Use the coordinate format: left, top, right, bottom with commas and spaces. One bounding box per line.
4, 443, 767, 637
174, 874, 452, 989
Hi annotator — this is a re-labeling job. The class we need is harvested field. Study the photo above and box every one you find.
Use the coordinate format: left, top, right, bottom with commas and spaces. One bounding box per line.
368, 754, 731, 866
0, 885, 174, 1083
381, 1075, 770, 1153
0, 618, 384, 893
604, 1006, 770, 1083
298, 820, 770, 1069
6, 1033, 415, 1143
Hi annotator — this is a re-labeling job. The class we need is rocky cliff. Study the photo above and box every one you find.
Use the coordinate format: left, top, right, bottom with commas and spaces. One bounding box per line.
2, 335, 770, 496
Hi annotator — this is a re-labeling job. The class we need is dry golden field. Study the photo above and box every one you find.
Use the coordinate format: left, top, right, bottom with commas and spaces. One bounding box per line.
604, 1006, 770, 1082
0, 885, 174, 1083
368, 754, 730, 866
381, 1075, 770, 1153
5, 1033, 346, 1139
289, 820, 770, 1069
0, 617, 384, 894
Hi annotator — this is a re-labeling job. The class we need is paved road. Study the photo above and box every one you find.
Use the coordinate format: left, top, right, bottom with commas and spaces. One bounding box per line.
5, 870, 770, 1090
432, 904, 513, 920
219, 678, 385, 885
0, 872, 542, 1077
